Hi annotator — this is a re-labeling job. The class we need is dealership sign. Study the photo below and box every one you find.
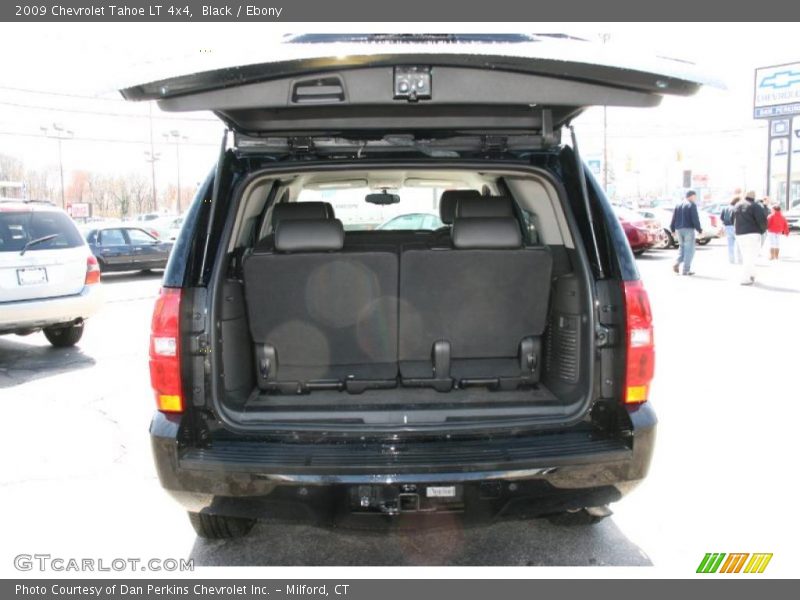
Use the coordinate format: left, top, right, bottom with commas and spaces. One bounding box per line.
754, 62, 800, 119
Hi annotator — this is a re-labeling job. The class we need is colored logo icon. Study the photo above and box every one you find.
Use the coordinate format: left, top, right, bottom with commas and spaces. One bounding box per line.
696, 553, 773, 574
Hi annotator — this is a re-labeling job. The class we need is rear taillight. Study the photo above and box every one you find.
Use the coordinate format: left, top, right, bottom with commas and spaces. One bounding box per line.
709, 215, 719, 226
623, 280, 655, 405
149, 287, 183, 413
85, 255, 101, 285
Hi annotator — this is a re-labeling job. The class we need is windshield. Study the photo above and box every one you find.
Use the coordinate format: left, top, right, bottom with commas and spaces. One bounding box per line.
297, 186, 457, 231
0, 211, 84, 253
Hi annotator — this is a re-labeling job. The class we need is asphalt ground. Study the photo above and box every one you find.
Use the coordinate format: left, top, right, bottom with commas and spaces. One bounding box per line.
1, 235, 799, 572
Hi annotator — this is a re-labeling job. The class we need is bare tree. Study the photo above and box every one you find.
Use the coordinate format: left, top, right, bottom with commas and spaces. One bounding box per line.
111, 176, 131, 218
129, 173, 150, 215
66, 170, 90, 204
0, 153, 25, 181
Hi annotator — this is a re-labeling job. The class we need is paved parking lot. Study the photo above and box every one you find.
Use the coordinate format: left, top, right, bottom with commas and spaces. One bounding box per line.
1, 235, 799, 572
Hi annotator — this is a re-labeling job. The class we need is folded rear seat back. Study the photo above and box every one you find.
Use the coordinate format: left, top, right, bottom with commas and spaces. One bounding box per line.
243, 218, 399, 394
399, 197, 553, 391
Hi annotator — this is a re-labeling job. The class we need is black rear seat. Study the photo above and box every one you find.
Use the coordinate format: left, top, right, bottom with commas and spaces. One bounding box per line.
430, 189, 482, 246
242, 196, 553, 395
399, 197, 553, 391
244, 218, 399, 394
253, 201, 335, 253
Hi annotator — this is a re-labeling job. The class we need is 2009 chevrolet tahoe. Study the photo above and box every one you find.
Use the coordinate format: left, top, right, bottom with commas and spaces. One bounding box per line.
123, 34, 711, 539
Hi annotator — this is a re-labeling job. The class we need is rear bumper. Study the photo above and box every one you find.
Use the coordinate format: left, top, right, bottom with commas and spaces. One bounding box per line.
0, 284, 104, 333
150, 404, 657, 519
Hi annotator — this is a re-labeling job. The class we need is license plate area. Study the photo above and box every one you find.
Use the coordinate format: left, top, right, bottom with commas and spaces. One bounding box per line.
17, 267, 48, 286
350, 484, 464, 515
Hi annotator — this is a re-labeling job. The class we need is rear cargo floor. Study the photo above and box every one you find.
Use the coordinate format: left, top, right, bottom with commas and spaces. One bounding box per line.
243, 385, 560, 413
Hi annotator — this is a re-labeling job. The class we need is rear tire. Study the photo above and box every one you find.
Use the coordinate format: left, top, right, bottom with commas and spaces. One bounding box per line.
188, 512, 256, 539
697, 238, 711, 246
547, 509, 608, 527
666, 231, 677, 248
43, 323, 84, 347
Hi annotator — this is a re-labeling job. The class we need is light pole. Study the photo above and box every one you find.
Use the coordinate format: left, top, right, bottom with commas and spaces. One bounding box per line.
147, 103, 159, 212
599, 33, 611, 193
40, 123, 74, 208
163, 130, 187, 213
144, 150, 161, 213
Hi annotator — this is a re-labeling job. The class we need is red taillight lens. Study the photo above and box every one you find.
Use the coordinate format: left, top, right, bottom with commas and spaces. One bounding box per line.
85, 255, 101, 285
623, 280, 655, 405
149, 287, 183, 413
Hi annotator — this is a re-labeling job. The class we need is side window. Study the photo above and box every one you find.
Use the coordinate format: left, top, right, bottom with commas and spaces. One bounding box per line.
519, 209, 540, 245
126, 228, 158, 244
99, 229, 127, 246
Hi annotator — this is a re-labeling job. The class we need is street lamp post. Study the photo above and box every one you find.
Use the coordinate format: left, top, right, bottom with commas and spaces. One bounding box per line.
599, 33, 611, 193
144, 150, 161, 213
40, 123, 74, 209
163, 130, 188, 213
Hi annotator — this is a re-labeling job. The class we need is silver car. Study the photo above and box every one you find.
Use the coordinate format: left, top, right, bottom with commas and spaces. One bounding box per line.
0, 201, 103, 346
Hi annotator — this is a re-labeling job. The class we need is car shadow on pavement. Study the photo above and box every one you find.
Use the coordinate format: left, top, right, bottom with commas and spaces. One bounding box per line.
0, 337, 95, 388
753, 283, 800, 294
100, 270, 164, 284
680, 274, 728, 282
188, 516, 652, 566
636, 252, 673, 262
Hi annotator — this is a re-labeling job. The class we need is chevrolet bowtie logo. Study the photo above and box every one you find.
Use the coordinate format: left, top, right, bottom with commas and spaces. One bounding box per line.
696, 552, 773, 574
759, 71, 800, 89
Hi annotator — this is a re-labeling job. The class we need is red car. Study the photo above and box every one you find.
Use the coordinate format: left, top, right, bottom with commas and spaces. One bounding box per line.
613, 206, 665, 256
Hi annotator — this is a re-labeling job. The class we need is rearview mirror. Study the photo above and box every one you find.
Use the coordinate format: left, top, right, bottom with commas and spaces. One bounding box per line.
365, 192, 400, 205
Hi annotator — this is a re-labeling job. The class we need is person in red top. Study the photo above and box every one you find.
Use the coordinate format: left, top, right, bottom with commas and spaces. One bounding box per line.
766, 204, 790, 260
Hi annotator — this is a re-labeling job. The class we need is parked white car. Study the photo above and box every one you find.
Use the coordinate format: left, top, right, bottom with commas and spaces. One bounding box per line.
149, 214, 185, 242
650, 206, 722, 247
0, 201, 103, 346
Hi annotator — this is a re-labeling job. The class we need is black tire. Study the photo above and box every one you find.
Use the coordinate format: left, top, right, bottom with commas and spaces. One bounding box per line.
43, 323, 84, 347
547, 509, 607, 527
657, 230, 673, 249
188, 512, 256, 539
633, 249, 645, 257
697, 238, 711, 246
667, 231, 678, 248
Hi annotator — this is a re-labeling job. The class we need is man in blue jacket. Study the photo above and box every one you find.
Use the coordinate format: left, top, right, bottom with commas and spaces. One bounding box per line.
670, 190, 703, 275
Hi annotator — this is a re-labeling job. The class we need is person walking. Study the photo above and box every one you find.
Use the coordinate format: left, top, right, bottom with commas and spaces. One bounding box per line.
757, 196, 771, 250
670, 190, 703, 276
719, 195, 741, 264
766, 204, 790, 260
733, 191, 768, 285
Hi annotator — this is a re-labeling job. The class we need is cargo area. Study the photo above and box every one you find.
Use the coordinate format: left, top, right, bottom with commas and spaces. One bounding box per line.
209, 166, 597, 429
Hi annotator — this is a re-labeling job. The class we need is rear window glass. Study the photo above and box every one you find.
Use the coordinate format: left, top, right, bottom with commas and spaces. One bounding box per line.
297, 187, 451, 231
0, 211, 84, 252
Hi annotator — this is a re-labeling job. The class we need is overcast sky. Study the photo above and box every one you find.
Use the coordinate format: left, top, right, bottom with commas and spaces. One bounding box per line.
0, 22, 797, 203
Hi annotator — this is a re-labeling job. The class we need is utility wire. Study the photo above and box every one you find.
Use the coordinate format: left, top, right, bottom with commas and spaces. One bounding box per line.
0, 99, 218, 122
0, 85, 127, 101
0, 129, 218, 147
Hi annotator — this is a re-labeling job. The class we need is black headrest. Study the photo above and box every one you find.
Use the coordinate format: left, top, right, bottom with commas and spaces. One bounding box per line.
452, 217, 522, 250
274, 219, 344, 252
456, 195, 515, 219
271, 201, 335, 226
439, 189, 482, 225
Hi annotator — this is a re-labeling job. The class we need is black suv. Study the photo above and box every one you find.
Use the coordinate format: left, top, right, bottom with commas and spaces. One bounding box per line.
126, 34, 706, 539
